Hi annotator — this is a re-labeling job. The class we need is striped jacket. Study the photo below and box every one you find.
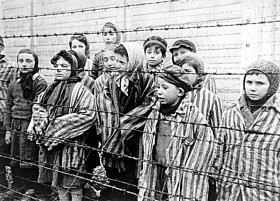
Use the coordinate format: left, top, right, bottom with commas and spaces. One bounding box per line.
187, 86, 223, 137
95, 73, 118, 145
215, 94, 280, 201
202, 74, 217, 94
0, 56, 17, 122
138, 98, 215, 201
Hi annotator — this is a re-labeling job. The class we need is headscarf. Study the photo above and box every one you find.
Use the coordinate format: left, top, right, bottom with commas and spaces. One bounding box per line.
40, 50, 81, 117
68, 50, 87, 74
102, 22, 122, 45
115, 42, 144, 95
243, 59, 280, 112
158, 64, 191, 93
17, 48, 39, 100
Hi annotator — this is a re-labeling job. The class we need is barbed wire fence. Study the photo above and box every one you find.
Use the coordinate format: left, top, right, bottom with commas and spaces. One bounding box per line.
0, 0, 280, 200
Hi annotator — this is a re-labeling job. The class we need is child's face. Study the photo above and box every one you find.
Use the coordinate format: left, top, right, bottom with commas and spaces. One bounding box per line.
245, 73, 270, 101
172, 47, 192, 64
115, 53, 128, 73
157, 77, 184, 106
102, 27, 118, 45
182, 63, 198, 86
71, 39, 86, 55
18, 53, 35, 74
53, 57, 72, 81
103, 50, 117, 72
145, 45, 164, 68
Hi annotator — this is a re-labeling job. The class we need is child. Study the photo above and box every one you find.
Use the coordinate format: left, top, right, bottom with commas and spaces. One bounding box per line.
68, 50, 95, 94
94, 44, 118, 145
28, 50, 95, 201
102, 42, 156, 201
0, 36, 18, 182
170, 40, 216, 93
177, 53, 223, 135
215, 59, 280, 201
177, 53, 223, 200
143, 35, 167, 72
4, 48, 47, 197
69, 34, 93, 77
138, 65, 215, 201
92, 22, 121, 79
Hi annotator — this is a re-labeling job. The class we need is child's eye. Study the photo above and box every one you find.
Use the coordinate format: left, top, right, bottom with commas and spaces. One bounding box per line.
110, 56, 116, 60
103, 32, 108, 36
103, 58, 109, 62
256, 81, 265, 85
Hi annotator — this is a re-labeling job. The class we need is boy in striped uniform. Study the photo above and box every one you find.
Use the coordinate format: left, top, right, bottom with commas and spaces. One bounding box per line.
138, 65, 215, 201
215, 59, 280, 201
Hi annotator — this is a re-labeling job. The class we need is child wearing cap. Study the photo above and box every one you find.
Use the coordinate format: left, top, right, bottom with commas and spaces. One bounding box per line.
178, 52, 223, 200
92, 22, 122, 79
170, 39, 217, 94
101, 42, 156, 201
143, 36, 167, 72
215, 59, 280, 201
138, 65, 215, 201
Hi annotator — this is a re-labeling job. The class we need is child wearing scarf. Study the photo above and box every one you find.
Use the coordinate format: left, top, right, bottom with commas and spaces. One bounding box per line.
4, 48, 47, 197
138, 65, 215, 201
215, 59, 280, 201
92, 22, 121, 79
28, 50, 95, 201
101, 42, 156, 201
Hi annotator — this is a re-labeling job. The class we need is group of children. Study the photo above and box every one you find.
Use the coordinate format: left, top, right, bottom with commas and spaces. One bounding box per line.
0, 21, 279, 201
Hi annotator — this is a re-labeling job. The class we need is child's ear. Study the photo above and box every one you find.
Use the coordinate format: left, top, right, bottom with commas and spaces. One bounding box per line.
178, 87, 185, 97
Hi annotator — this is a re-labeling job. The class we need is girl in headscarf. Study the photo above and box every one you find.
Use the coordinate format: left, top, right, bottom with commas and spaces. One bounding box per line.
4, 48, 47, 196
215, 59, 280, 201
91, 22, 121, 79
28, 50, 95, 201
69, 34, 93, 78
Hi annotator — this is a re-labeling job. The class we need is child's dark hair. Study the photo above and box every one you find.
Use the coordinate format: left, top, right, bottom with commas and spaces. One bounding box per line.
69, 34, 90, 59
143, 36, 167, 57
114, 44, 128, 60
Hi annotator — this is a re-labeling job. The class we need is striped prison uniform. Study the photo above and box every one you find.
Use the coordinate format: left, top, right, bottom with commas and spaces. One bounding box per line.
0, 57, 17, 122
202, 74, 217, 94
215, 94, 280, 201
138, 98, 215, 201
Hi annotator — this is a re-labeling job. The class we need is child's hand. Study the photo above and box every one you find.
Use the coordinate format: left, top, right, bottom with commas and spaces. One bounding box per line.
5, 131, 11, 144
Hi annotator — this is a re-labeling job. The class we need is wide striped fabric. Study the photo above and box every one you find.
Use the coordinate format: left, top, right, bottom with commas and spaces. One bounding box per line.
138, 98, 215, 201
215, 95, 280, 201
202, 74, 216, 94
186, 86, 223, 137
0, 59, 17, 122
79, 71, 95, 94
95, 73, 119, 145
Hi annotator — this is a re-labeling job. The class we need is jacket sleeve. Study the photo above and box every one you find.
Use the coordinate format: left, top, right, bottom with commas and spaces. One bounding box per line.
4, 83, 14, 131
209, 95, 223, 138
44, 84, 95, 148
91, 51, 103, 80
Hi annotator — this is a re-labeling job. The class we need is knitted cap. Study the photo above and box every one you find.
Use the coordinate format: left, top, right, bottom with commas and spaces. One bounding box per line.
178, 52, 204, 74
158, 64, 191, 92
169, 39, 196, 53
245, 59, 280, 98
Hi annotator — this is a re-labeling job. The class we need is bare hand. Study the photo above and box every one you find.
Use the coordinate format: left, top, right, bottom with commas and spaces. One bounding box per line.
5, 131, 11, 144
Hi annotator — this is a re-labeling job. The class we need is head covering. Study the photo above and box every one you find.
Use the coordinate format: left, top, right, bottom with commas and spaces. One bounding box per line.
169, 39, 196, 53
17, 48, 39, 100
68, 50, 87, 73
121, 42, 144, 77
178, 52, 204, 74
51, 50, 79, 80
244, 59, 280, 101
143, 40, 167, 52
158, 65, 191, 92
102, 22, 121, 44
